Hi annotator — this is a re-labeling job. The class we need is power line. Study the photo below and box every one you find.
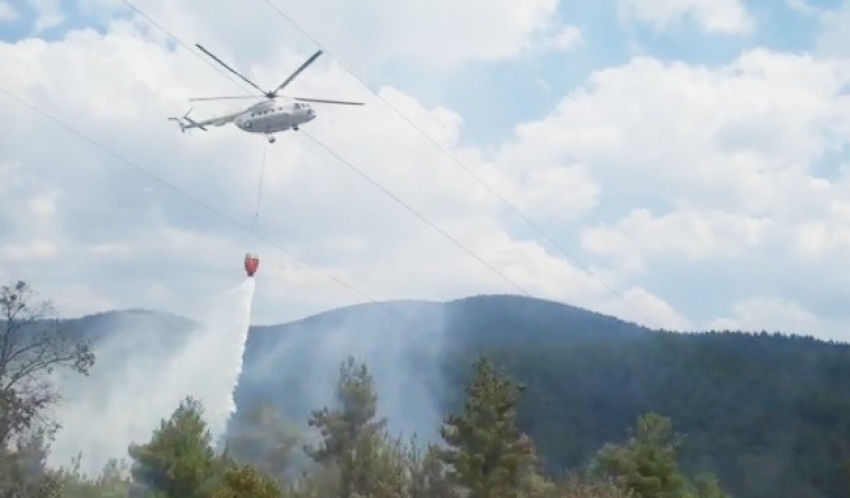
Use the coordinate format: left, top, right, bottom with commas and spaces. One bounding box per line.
121, 1, 536, 297
122, 0, 257, 97
299, 130, 534, 296
259, 0, 660, 328
0, 85, 378, 307
124, 0, 657, 328
0, 84, 478, 338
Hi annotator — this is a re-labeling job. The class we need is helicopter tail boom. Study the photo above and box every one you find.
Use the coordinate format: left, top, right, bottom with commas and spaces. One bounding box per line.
168, 109, 208, 132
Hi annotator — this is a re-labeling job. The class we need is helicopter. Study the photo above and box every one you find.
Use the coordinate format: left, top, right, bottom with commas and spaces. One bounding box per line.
169, 44, 364, 143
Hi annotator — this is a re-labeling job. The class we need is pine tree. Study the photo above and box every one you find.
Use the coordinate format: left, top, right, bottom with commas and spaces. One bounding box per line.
436, 355, 536, 498
590, 412, 688, 498
210, 463, 284, 498
304, 356, 387, 498
127, 396, 222, 498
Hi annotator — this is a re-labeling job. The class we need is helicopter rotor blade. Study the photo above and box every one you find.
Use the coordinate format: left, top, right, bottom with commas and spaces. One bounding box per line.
188, 95, 267, 102
293, 96, 365, 106
195, 43, 269, 96
270, 50, 323, 96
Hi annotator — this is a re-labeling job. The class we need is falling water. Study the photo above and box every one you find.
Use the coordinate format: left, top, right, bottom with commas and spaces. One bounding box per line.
47, 277, 257, 476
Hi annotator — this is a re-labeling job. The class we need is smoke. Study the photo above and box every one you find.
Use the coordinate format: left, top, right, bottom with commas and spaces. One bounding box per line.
237, 300, 450, 444
46, 278, 256, 476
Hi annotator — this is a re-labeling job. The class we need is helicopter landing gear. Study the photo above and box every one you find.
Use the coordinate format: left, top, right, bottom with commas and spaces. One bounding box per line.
266, 134, 276, 144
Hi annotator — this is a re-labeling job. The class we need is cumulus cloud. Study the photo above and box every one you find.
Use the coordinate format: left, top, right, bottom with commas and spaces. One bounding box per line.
496, 46, 850, 337
3, 0, 850, 347
81, 0, 581, 76
9, 0, 850, 478
814, 1, 850, 56
706, 297, 845, 340
618, 0, 755, 34
0, 0, 18, 22
581, 208, 769, 274
0, 6, 646, 330
31, 0, 65, 32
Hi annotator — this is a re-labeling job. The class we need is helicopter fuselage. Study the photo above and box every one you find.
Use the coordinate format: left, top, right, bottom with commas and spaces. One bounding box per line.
234, 100, 315, 137
174, 44, 362, 143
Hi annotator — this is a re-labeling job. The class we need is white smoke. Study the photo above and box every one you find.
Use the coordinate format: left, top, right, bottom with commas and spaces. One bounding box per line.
46, 278, 256, 476
238, 301, 450, 444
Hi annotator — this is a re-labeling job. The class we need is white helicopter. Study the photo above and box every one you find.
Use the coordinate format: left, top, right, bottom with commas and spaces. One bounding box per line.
169, 44, 364, 143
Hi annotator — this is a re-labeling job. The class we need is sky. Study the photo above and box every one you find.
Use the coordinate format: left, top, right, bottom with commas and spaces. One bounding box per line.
2, 0, 850, 339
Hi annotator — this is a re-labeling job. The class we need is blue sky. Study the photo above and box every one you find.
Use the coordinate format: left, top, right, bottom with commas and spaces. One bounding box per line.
9, 0, 850, 476
0, 0, 840, 145
3, 0, 850, 341
387, 0, 846, 145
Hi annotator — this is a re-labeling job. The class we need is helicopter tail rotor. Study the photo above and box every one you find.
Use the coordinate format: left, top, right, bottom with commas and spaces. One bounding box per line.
168, 108, 208, 132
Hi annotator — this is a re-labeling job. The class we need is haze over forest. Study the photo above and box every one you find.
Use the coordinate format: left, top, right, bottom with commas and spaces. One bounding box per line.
3, 280, 850, 498
4, 0, 850, 497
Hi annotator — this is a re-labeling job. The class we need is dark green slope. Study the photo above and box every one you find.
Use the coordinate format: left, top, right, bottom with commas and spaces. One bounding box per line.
63, 295, 850, 497
240, 294, 850, 497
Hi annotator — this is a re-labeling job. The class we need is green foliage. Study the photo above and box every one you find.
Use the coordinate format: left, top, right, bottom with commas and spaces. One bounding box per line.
304, 356, 388, 498
458, 325, 850, 498
683, 474, 728, 498
590, 413, 729, 498
0, 279, 96, 498
550, 474, 633, 498
0, 279, 95, 445
0, 432, 63, 498
127, 396, 222, 498
54, 455, 132, 498
591, 413, 688, 497
210, 463, 285, 498
436, 355, 537, 498
224, 399, 303, 485
5, 284, 835, 498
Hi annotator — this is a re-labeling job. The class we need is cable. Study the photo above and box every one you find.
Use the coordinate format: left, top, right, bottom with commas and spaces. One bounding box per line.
121, 0, 537, 298
121, 0, 660, 328
115, 1, 555, 331
0, 85, 378, 307
252, 142, 268, 231
122, 0, 257, 98
99, 5, 616, 441
259, 0, 660, 328
299, 130, 534, 297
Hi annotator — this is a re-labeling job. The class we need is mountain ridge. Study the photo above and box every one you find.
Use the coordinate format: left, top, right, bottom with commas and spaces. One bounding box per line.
36, 293, 850, 497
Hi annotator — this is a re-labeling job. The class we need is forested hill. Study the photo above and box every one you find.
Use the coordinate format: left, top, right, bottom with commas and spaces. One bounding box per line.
69, 294, 850, 498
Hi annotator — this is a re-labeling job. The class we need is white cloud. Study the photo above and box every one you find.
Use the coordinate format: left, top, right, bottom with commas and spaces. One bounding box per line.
620, 287, 693, 330
0, 12, 646, 332
0, 0, 17, 22
814, 1, 850, 56
3, 1, 850, 348
706, 297, 843, 340
786, 0, 819, 17
581, 208, 770, 274
30, 0, 65, 32
81, 0, 580, 76
7, 1, 850, 474
495, 46, 850, 338
618, 0, 755, 34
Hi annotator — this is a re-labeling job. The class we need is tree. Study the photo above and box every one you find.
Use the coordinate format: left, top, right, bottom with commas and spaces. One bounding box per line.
55, 455, 132, 498
0, 430, 63, 498
436, 355, 537, 498
407, 441, 452, 498
224, 400, 303, 485
210, 463, 284, 498
304, 356, 388, 498
590, 413, 687, 498
0, 280, 96, 445
127, 396, 222, 498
